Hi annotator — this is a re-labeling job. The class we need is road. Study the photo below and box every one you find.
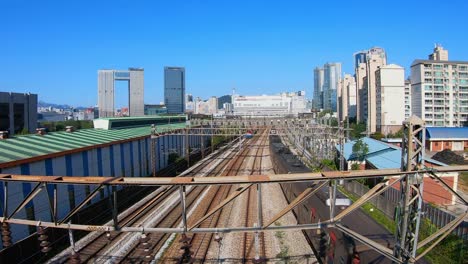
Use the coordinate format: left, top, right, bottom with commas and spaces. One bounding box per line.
283, 182, 429, 264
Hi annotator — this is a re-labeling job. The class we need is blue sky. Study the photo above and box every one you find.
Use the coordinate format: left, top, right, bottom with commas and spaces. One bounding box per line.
1, 0, 468, 107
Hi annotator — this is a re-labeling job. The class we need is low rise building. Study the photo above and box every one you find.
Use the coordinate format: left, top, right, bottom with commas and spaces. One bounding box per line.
0, 92, 37, 135
337, 137, 458, 205
426, 127, 468, 151
232, 91, 308, 117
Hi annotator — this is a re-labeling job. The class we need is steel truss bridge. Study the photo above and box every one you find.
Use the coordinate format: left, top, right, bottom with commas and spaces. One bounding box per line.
1, 116, 467, 263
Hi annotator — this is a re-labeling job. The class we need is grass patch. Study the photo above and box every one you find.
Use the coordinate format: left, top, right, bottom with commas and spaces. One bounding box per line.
338, 186, 396, 233
338, 184, 467, 263
459, 171, 468, 186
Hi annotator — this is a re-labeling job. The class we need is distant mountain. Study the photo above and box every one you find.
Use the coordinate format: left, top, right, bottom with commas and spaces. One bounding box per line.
38, 101, 87, 110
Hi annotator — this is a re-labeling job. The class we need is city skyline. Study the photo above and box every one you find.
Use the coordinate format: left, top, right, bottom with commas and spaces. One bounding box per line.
2, 1, 468, 107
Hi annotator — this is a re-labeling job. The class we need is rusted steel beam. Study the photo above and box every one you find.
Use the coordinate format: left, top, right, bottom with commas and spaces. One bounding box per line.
189, 184, 253, 230
0, 166, 467, 186
7, 182, 44, 220
264, 181, 327, 228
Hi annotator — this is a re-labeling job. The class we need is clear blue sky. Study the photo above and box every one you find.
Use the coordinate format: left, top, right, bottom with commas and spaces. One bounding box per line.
1, 0, 468, 107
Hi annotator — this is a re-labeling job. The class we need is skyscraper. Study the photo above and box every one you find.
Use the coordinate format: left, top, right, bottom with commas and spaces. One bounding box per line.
98, 68, 144, 118
164, 67, 185, 114
323, 62, 342, 111
313, 67, 324, 110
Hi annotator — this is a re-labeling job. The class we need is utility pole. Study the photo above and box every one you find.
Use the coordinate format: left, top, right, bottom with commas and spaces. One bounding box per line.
394, 116, 425, 263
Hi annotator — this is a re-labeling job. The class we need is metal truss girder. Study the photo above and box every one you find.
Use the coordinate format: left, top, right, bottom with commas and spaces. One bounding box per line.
427, 171, 468, 205
2, 167, 468, 186
7, 182, 44, 220
334, 179, 399, 221
58, 185, 104, 225
264, 181, 328, 228
417, 212, 467, 250
415, 213, 467, 262
0, 216, 329, 233
189, 184, 252, 230
336, 224, 404, 263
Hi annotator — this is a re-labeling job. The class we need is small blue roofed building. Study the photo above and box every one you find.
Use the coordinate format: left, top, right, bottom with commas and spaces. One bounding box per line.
426, 127, 468, 152
337, 137, 459, 205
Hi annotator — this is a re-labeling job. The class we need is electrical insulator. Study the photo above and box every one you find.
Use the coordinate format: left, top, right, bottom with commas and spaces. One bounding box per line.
1, 222, 12, 248
37, 227, 52, 253
69, 252, 81, 264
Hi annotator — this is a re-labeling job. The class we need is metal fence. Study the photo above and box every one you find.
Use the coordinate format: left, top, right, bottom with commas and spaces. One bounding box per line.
343, 181, 468, 240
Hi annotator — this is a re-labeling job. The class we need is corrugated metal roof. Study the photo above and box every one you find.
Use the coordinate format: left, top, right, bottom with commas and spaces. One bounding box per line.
426, 127, 468, 140
337, 137, 447, 169
339, 137, 396, 160
0, 123, 186, 164
97, 115, 185, 121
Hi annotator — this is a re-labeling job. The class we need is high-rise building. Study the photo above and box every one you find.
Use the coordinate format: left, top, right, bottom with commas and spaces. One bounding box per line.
411, 46, 468, 127
375, 64, 405, 135
0, 92, 37, 135
313, 67, 325, 110
164, 67, 185, 114
429, 44, 449, 61
322, 63, 342, 111
404, 79, 412, 119
355, 62, 367, 122
98, 68, 144, 118
354, 47, 387, 132
339, 74, 357, 121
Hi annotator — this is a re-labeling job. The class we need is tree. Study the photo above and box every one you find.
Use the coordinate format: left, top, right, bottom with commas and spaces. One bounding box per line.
352, 139, 369, 161
350, 122, 367, 139
371, 132, 384, 141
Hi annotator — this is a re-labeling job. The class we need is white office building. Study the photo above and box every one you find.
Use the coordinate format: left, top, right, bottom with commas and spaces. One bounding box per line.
232, 91, 308, 117
375, 64, 405, 135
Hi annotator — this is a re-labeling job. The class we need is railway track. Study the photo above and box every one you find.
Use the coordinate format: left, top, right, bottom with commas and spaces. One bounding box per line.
163, 131, 263, 262
162, 129, 269, 263
242, 129, 268, 263
49, 137, 242, 263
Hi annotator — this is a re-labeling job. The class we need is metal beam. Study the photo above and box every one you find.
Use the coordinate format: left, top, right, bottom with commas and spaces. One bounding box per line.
0, 216, 331, 233
264, 181, 327, 227
336, 224, 403, 264
417, 212, 467, 250
189, 184, 252, 230
415, 213, 467, 261
334, 179, 399, 221
58, 185, 104, 224
7, 182, 44, 220
427, 171, 467, 205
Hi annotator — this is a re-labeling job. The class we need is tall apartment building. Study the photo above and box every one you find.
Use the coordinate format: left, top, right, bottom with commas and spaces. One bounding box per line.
375, 64, 405, 135
164, 67, 185, 114
0, 92, 37, 135
354, 47, 387, 133
338, 74, 357, 121
313, 67, 324, 109
411, 45, 468, 127
404, 79, 412, 119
